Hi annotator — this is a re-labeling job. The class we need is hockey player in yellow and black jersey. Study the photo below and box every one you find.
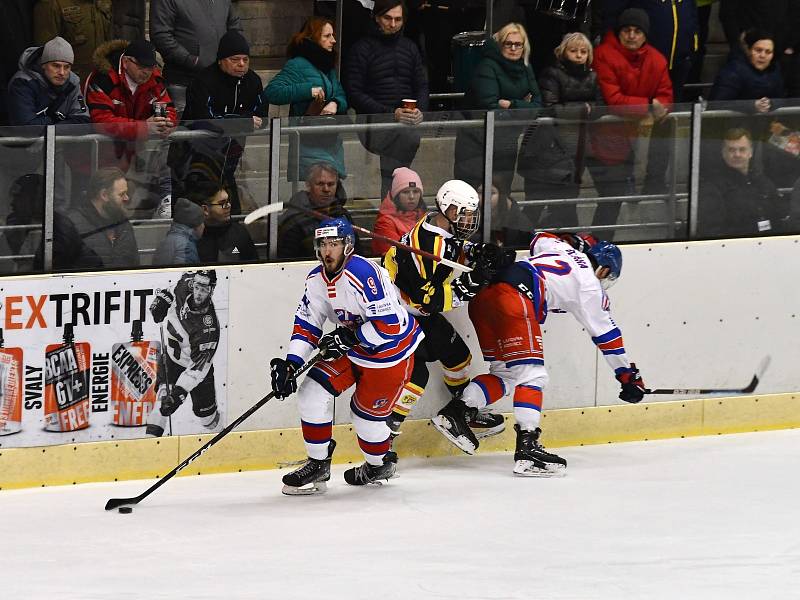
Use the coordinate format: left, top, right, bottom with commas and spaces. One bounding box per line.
145, 270, 222, 437
383, 180, 515, 440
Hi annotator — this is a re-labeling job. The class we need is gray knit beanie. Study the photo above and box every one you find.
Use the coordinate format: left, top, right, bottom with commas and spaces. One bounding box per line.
40, 37, 75, 65
173, 198, 205, 227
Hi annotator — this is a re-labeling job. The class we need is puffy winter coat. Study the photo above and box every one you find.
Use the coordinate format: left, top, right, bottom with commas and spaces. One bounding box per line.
264, 39, 348, 179
372, 193, 426, 255
698, 162, 788, 237
601, 0, 698, 69
84, 39, 176, 142
708, 53, 786, 106
149, 0, 242, 86
462, 39, 542, 111
344, 22, 429, 114
538, 59, 606, 170
591, 30, 673, 165
7, 45, 90, 126
69, 199, 140, 268
153, 222, 200, 266
539, 60, 605, 109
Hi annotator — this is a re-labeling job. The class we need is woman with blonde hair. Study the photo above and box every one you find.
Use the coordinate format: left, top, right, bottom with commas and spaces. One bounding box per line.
524, 31, 605, 228
454, 22, 542, 189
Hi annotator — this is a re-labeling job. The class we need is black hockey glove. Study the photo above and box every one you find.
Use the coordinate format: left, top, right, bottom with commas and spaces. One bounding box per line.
270, 358, 297, 399
616, 364, 646, 403
160, 385, 187, 416
150, 289, 174, 323
452, 268, 489, 301
318, 326, 359, 360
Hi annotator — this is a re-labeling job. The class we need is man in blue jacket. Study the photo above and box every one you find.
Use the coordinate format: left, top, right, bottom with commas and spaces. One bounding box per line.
6, 36, 90, 126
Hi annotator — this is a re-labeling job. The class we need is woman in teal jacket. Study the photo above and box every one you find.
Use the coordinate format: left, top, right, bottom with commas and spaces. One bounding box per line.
264, 17, 348, 182
454, 23, 544, 216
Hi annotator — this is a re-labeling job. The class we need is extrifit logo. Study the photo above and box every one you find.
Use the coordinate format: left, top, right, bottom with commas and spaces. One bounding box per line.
2, 289, 156, 330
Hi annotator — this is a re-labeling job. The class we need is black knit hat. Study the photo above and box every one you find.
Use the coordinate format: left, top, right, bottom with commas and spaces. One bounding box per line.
217, 30, 250, 60
373, 0, 404, 17
617, 8, 650, 37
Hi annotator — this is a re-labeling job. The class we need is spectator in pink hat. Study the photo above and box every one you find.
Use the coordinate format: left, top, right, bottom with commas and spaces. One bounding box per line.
371, 166, 425, 256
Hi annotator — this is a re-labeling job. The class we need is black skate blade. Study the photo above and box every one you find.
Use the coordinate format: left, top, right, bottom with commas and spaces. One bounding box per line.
472, 423, 506, 439
430, 416, 477, 455
281, 481, 328, 496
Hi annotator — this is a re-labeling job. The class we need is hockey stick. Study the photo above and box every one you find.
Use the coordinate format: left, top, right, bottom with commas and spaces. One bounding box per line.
644, 355, 771, 395
244, 201, 472, 273
104, 353, 323, 511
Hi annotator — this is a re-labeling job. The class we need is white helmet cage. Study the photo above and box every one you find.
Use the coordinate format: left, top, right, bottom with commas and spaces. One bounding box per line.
435, 179, 481, 239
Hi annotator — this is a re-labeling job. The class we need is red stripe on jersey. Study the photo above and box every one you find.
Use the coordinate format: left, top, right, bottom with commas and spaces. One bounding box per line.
373, 319, 401, 336
292, 324, 320, 345
350, 321, 421, 363
344, 271, 365, 292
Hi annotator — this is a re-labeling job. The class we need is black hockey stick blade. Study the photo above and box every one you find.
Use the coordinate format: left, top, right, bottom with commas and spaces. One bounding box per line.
104, 353, 322, 511
645, 355, 771, 396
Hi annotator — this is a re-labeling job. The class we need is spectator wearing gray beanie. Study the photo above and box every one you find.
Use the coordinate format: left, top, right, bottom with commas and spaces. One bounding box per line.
6, 36, 90, 126
153, 197, 205, 265
40, 36, 74, 66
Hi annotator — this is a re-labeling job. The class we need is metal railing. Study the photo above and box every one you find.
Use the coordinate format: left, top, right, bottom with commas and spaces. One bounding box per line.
2, 101, 800, 274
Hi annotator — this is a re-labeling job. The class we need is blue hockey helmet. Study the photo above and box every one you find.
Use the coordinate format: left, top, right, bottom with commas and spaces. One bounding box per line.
314, 217, 356, 262
587, 239, 622, 290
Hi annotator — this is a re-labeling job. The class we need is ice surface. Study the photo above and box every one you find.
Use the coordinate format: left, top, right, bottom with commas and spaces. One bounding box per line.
2, 429, 799, 600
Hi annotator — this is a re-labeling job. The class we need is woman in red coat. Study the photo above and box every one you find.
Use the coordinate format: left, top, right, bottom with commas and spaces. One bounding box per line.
371, 167, 425, 256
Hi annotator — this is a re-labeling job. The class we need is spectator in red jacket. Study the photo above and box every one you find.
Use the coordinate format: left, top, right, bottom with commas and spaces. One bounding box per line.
371, 166, 425, 256
84, 38, 176, 219
589, 8, 673, 238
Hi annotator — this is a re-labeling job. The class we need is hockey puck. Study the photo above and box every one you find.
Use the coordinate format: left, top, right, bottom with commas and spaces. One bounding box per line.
118, 506, 133, 514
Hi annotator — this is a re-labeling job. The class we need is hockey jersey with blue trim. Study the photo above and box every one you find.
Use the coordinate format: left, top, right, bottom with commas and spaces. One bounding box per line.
503, 232, 632, 375
287, 255, 423, 368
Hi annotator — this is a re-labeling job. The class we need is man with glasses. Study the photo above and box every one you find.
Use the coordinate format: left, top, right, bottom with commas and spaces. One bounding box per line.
344, 0, 429, 197
84, 38, 176, 218
187, 177, 257, 263
176, 31, 266, 216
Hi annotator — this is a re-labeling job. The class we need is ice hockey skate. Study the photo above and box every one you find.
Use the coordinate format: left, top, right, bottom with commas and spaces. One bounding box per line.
431, 398, 480, 455
512, 425, 566, 477
344, 451, 398, 485
282, 440, 336, 495
469, 409, 506, 439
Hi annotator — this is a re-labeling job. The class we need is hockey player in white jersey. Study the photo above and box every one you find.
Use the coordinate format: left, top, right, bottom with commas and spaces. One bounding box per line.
432, 231, 646, 476
270, 218, 424, 494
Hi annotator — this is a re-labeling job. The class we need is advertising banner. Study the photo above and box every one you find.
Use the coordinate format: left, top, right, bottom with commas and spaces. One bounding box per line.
0, 268, 229, 448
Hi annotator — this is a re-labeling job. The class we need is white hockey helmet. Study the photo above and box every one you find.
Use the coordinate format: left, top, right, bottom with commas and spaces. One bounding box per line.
435, 179, 481, 239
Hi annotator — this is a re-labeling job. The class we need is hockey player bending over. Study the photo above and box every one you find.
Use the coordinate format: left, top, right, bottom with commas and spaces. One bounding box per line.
383, 180, 514, 439
432, 232, 646, 476
146, 270, 222, 437
271, 218, 424, 495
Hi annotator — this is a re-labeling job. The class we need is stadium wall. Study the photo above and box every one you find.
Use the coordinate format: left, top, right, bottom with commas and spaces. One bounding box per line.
2, 236, 799, 490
